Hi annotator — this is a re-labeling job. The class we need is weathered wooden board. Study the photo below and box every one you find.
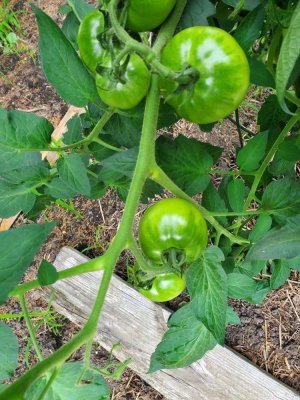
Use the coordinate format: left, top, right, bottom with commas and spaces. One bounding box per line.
51, 247, 299, 400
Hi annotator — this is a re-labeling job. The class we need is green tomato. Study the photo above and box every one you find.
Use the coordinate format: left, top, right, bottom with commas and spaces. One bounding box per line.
138, 273, 186, 302
77, 10, 106, 73
138, 198, 208, 265
126, 0, 176, 32
159, 26, 250, 124
95, 53, 151, 109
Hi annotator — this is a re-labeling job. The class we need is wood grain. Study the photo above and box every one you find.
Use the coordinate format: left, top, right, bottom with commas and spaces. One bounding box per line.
49, 247, 299, 400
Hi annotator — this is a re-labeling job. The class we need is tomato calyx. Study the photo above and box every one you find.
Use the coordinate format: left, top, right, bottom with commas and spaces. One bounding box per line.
164, 64, 200, 103
161, 247, 186, 271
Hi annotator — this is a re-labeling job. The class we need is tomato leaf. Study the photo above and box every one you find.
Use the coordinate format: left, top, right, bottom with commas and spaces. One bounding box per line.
249, 214, 273, 243
67, 0, 94, 22
202, 182, 228, 226
0, 222, 56, 304
0, 109, 52, 174
276, 1, 300, 114
32, 5, 97, 106
284, 255, 300, 272
62, 11, 80, 50
248, 57, 275, 88
186, 246, 227, 344
238, 260, 266, 277
270, 260, 291, 289
257, 95, 289, 134
227, 178, 246, 212
156, 135, 222, 196
179, 0, 215, 29
234, 4, 265, 51
0, 323, 18, 382
247, 216, 300, 260
25, 362, 110, 400
227, 273, 269, 304
277, 136, 300, 162
0, 182, 35, 218
63, 115, 83, 145
262, 177, 300, 220
56, 153, 91, 196
222, 0, 260, 11
226, 306, 241, 325
37, 260, 59, 286
101, 147, 139, 182
236, 131, 268, 172
149, 303, 217, 372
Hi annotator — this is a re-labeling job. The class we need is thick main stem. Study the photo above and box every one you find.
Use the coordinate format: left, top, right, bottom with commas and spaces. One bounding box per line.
0, 75, 161, 400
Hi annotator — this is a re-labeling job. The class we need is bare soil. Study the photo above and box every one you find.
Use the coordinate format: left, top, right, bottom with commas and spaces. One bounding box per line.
0, 0, 299, 397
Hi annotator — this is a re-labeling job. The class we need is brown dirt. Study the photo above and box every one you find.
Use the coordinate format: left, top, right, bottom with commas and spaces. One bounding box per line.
0, 0, 299, 397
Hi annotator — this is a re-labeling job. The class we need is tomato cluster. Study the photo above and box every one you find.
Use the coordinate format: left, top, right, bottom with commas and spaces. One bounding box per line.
78, 4, 249, 121
136, 198, 207, 302
77, 2, 250, 302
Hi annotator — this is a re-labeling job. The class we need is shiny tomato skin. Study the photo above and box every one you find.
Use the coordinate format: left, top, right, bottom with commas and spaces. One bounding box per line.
77, 10, 105, 73
138, 198, 208, 265
138, 273, 186, 302
126, 0, 176, 32
159, 26, 250, 124
95, 53, 150, 109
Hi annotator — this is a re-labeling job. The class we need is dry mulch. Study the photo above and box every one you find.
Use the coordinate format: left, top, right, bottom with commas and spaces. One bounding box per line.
0, 0, 299, 397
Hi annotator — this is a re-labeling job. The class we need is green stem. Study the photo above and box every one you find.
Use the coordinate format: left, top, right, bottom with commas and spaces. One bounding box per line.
92, 137, 122, 152
285, 91, 300, 107
0, 75, 161, 400
209, 169, 255, 176
243, 111, 300, 211
50, 109, 114, 151
0, 311, 52, 319
152, 0, 188, 54
150, 165, 249, 245
19, 294, 43, 362
209, 209, 264, 217
108, 0, 194, 84
9, 256, 106, 298
127, 236, 168, 274
37, 366, 61, 400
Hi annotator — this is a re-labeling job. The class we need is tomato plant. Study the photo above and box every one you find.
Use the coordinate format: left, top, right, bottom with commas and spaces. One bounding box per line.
159, 26, 250, 124
138, 198, 207, 267
126, 0, 176, 32
1, 0, 300, 398
138, 272, 186, 302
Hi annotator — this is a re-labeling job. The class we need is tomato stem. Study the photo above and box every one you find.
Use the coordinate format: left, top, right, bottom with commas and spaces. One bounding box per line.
150, 164, 249, 245
243, 110, 300, 211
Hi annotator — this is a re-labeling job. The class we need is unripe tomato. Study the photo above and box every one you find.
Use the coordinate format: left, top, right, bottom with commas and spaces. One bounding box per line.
95, 53, 150, 109
77, 10, 105, 73
159, 27, 250, 124
138, 198, 208, 265
126, 0, 176, 32
138, 273, 186, 302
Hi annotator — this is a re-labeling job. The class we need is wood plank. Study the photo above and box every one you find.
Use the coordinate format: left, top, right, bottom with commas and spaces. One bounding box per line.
0, 215, 19, 231
0, 106, 84, 232
49, 247, 300, 400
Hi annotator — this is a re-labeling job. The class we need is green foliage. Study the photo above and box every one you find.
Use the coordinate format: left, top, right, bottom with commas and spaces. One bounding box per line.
0, 0, 300, 396
186, 247, 227, 344
0, 223, 56, 304
38, 260, 59, 286
156, 135, 222, 196
25, 362, 110, 400
0, 323, 18, 382
32, 5, 97, 106
149, 303, 217, 372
